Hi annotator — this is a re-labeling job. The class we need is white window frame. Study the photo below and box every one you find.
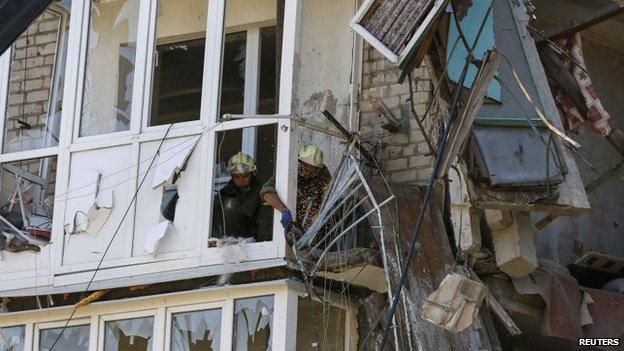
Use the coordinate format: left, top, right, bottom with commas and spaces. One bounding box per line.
43, 0, 300, 284
164, 301, 226, 350
349, 0, 448, 66
33, 318, 90, 351
0, 280, 345, 351
0, 3, 71, 289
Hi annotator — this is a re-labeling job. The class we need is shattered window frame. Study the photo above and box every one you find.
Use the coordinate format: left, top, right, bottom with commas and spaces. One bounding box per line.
35, 319, 90, 351
164, 301, 225, 351
0, 1, 71, 250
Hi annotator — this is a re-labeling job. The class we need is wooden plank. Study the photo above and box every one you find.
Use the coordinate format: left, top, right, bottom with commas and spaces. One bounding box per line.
537, 2, 624, 43
438, 49, 502, 177
470, 269, 522, 336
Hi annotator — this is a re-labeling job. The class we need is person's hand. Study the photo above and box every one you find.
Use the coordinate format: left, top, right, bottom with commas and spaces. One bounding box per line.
280, 209, 293, 229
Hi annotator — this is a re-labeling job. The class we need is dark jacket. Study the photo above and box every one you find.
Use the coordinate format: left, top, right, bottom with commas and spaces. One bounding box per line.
212, 176, 273, 242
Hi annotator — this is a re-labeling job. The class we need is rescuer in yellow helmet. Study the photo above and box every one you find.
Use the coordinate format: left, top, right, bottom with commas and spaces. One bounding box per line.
212, 151, 274, 241
261, 144, 331, 231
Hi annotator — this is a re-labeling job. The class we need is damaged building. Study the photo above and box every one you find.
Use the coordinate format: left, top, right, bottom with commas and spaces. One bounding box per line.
0, 0, 623, 350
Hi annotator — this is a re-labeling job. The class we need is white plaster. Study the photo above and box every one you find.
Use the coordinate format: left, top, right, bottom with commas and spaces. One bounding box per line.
151, 135, 200, 189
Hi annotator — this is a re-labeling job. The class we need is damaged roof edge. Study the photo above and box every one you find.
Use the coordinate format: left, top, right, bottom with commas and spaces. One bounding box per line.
0, 258, 288, 298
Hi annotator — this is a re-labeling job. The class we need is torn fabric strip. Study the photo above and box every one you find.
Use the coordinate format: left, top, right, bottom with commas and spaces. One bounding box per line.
552, 34, 616, 136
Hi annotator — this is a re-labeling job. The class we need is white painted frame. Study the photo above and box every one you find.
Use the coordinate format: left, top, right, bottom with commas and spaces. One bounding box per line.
0, 4, 71, 289
33, 318, 91, 351
349, 0, 449, 66
0, 0, 299, 291
0, 280, 356, 351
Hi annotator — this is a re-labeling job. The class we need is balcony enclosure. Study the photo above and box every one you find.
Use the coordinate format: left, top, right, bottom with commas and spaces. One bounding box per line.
0, 0, 299, 291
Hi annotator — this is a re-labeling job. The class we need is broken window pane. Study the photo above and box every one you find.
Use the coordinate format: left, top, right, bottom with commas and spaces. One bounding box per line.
211, 125, 277, 243
296, 298, 346, 351
40, 325, 90, 351
0, 156, 56, 246
0, 325, 25, 351
232, 295, 274, 350
149, 0, 209, 126
3, 3, 71, 153
219, 31, 246, 118
104, 317, 154, 351
80, 0, 139, 137
171, 309, 222, 351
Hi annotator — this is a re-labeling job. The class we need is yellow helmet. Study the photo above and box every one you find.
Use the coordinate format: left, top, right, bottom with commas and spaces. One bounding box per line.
227, 151, 257, 174
298, 144, 324, 168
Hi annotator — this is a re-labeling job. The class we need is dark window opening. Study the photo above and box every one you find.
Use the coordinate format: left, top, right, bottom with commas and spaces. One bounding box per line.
150, 38, 206, 126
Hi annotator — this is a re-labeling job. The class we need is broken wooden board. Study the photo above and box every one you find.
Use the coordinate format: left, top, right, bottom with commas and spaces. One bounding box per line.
365, 179, 495, 350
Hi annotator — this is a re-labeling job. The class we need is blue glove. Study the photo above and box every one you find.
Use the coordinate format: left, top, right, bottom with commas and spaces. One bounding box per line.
280, 209, 293, 229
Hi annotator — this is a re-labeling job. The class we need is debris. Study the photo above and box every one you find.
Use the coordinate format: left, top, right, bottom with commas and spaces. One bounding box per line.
602, 278, 624, 293
470, 268, 523, 336
371, 98, 402, 133
151, 135, 200, 189
129, 284, 150, 292
512, 269, 582, 340
421, 273, 487, 333
448, 168, 481, 254
143, 221, 171, 255
484, 210, 537, 278
74, 289, 110, 308
438, 49, 501, 177
208, 237, 254, 285
64, 170, 114, 235
349, 0, 448, 67
160, 184, 178, 221
536, 2, 624, 43
574, 250, 624, 275
579, 291, 594, 326
0, 232, 40, 253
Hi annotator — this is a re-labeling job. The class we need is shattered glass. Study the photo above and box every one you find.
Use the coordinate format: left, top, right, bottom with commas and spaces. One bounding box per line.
171, 309, 222, 351
0, 156, 56, 244
40, 325, 89, 351
105, 317, 154, 351
3, 4, 70, 153
0, 325, 24, 351
232, 295, 274, 351
80, 0, 139, 137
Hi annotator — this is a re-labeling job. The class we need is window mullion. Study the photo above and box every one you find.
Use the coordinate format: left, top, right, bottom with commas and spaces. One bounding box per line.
219, 297, 234, 350
130, 0, 154, 135
201, 0, 226, 126
241, 27, 261, 158
274, 0, 302, 257
0, 48, 11, 153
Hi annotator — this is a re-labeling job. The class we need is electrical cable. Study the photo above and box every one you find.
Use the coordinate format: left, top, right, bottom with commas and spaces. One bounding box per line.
374, 3, 494, 347
47, 123, 174, 351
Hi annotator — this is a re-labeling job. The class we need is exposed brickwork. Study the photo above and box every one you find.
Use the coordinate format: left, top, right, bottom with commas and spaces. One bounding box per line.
359, 43, 445, 184
5, 10, 61, 153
